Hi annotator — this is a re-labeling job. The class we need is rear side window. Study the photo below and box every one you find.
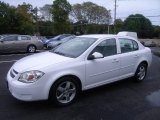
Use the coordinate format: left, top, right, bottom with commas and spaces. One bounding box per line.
21, 36, 31, 40
91, 38, 117, 57
132, 40, 138, 50
119, 38, 139, 53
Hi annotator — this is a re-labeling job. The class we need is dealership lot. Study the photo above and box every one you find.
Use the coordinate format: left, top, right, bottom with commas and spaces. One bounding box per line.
0, 52, 160, 120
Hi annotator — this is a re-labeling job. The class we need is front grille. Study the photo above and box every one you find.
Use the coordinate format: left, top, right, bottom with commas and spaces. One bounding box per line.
10, 69, 18, 78
10, 71, 15, 78
13, 69, 18, 74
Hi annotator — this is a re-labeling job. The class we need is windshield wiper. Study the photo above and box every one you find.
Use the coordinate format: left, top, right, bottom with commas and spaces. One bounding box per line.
53, 51, 75, 58
54, 51, 65, 56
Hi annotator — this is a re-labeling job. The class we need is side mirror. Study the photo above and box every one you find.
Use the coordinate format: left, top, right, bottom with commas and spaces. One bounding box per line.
0, 40, 4, 43
88, 52, 104, 60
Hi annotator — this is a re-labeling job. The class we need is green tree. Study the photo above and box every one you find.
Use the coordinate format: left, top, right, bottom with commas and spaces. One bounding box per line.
0, 2, 18, 34
52, 0, 72, 34
153, 25, 160, 38
39, 4, 52, 21
115, 19, 124, 33
16, 2, 36, 34
39, 21, 54, 36
123, 14, 154, 38
71, 2, 111, 24
0, 2, 40, 35
71, 2, 111, 34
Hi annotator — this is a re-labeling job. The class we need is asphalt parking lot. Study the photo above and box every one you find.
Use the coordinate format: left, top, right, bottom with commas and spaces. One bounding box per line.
0, 51, 160, 120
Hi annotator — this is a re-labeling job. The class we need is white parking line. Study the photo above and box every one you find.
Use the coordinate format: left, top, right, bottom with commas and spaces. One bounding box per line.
0, 50, 45, 56
0, 60, 17, 63
0, 54, 28, 56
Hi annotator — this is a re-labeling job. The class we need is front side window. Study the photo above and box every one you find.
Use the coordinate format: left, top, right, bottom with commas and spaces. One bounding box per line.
3, 36, 18, 41
51, 37, 97, 58
119, 38, 139, 53
90, 38, 117, 57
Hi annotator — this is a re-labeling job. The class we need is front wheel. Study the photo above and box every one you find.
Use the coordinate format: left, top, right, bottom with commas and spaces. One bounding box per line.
134, 63, 147, 82
49, 77, 80, 106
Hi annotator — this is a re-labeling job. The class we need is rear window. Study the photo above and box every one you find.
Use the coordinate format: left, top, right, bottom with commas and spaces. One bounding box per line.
119, 38, 139, 53
21, 36, 31, 40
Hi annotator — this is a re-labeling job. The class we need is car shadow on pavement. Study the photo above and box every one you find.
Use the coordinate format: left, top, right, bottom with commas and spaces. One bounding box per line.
10, 78, 135, 109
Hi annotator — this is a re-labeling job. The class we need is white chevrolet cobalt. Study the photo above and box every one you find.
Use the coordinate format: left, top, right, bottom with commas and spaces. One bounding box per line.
7, 33, 152, 106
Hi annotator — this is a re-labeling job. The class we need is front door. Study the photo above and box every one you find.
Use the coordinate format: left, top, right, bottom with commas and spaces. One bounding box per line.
1, 35, 18, 53
85, 38, 120, 89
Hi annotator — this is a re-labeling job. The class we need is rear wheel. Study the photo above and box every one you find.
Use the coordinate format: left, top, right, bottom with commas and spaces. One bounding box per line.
134, 63, 147, 82
27, 45, 36, 53
49, 77, 80, 106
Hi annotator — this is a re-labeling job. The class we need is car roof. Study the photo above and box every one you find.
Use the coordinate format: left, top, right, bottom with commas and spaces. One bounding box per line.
78, 34, 115, 39
78, 34, 138, 41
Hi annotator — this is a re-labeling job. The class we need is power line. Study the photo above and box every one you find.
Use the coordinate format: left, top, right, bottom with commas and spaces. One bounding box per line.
117, 15, 160, 19
146, 15, 160, 18
117, 9, 160, 14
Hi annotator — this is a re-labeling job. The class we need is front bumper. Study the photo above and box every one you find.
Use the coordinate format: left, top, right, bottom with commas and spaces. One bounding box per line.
47, 44, 58, 49
6, 69, 48, 101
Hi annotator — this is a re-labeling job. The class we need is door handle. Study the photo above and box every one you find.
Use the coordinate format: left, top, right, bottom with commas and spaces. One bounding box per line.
134, 55, 139, 58
112, 59, 119, 63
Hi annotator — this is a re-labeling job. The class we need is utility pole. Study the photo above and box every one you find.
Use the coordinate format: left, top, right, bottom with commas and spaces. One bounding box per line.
108, 25, 110, 34
114, 0, 117, 34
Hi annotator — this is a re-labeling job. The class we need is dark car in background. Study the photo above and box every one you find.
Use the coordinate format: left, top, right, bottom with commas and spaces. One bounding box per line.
0, 35, 43, 53
47, 35, 76, 49
43, 34, 72, 48
0, 35, 4, 39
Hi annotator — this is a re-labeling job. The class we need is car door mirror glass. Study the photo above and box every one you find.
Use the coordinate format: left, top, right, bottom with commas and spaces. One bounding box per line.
0, 38, 4, 42
88, 52, 104, 60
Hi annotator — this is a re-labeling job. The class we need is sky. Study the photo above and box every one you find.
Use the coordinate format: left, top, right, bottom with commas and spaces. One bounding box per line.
2, 0, 160, 25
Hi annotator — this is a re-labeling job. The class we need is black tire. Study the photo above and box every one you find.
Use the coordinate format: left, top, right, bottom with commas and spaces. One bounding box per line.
134, 63, 147, 82
49, 77, 80, 106
27, 45, 36, 53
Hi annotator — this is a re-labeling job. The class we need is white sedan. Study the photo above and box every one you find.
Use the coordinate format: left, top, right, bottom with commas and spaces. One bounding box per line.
7, 34, 152, 106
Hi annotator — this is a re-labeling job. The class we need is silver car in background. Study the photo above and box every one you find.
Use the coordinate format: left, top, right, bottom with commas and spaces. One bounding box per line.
0, 35, 43, 53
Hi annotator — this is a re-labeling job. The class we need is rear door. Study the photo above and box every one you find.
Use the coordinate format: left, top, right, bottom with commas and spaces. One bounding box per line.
15, 35, 31, 51
118, 38, 139, 77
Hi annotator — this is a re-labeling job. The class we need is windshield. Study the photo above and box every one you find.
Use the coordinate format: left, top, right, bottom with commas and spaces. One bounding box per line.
61, 36, 75, 42
51, 37, 97, 58
53, 35, 61, 39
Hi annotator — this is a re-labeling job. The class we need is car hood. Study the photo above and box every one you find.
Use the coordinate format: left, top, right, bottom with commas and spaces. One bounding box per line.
13, 51, 73, 73
50, 41, 60, 44
44, 39, 56, 43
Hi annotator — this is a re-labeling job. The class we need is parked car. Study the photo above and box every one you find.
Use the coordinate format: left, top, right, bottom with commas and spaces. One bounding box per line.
43, 34, 72, 48
0, 35, 4, 39
7, 33, 152, 106
144, 41, 156, 47
0, 35, 43, 53
47, 35, 76, 49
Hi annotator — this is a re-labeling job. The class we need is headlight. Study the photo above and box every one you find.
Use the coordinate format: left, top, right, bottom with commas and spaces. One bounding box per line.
18, 70, 44, 83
